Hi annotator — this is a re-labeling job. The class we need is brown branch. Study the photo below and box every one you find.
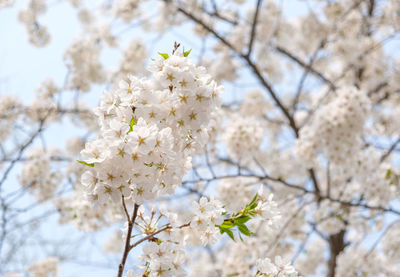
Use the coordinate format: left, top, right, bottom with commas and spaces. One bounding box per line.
380, 138, 400, 162
327, 230, 346, 277
247, 0, 263, 56
182, 166, 400, 216
117, 200, 139, 277
129, 223, 190, 251
332, 33, 396, 84
365, 219, 400, 257
240, 55, 299, 136
173, 1, 299, 136
205, 1, 238, 26
292, 41, 325, 110
309, 169, 321, 201
275, 46, 336, 90
266, 200, 311, 255
0, 120, 46, 189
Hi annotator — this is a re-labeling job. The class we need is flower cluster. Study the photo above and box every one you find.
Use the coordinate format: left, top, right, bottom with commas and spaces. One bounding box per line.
18, 0, 50, 47
336, 247, 400, 277
64, 38, 106, 92
295, 86, 370, 168
217, 178, 256, 213
312, 200, 347, 235
190, 196, 225, 245
0, 0, 13, 9
79, 50, 222, 206
139, 238, 186, 277
256, 256, 299, 277
240, 89, 271, 117
0, 95, 21, 143
223, 114, 264, 163
382, 221, 400, 262
351, 148, 397, 206
295, 238, 325, 275
56, 195, 119, 231
26, 79, 60, 123
20, 148, 61, 201
254, 192, 281, 227
115, 40, 148, 82
113, 0, 143, 23
26, 257, 59, 277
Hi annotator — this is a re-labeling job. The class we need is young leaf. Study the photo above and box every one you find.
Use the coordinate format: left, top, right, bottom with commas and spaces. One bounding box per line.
224, 228, 235, 241
237, 224, 252, 236
218, 224, 235, 241
385, 169, 392, 179
77, 160, 94, 167
158, 52, 169, 60
219, 220, 235, 229
183, 48, 192, 57
127, 116, 136, 134
234, 215, 251, 224
239, 232, 244, 242
250, 193, 258, 204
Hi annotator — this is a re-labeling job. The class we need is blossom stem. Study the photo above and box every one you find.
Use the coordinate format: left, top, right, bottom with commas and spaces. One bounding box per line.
129, 222, 190, 251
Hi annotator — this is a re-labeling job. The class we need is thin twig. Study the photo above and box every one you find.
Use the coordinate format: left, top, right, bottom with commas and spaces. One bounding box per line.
247, 0, 263, 56
117, 201, 139, 277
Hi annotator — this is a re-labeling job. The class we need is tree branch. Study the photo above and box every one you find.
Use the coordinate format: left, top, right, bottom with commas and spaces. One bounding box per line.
247, 0, 263, 56
129, 222, 190, 251
117, 199, 139, 277
173, 1, 299, 136
327, 230, 346, 277
380, 138, 400, 162
275, 46, 336, 90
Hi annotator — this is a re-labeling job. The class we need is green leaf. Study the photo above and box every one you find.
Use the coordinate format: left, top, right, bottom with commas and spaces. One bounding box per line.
249, 201, 258, 208
385, 169, 392, 179
224, 228, 235, 241
245, 193, 259, 210
237, 224, 252, 236
219, 220, 235, 229
127, 116, 136, 134
247, 211, 258, 217
234, 215, 251, 224
218, 224, 235, 241
77, 160, 94, 167
183, 48, 192, 57
158, 52, 169, 60
250, 193, 258, 204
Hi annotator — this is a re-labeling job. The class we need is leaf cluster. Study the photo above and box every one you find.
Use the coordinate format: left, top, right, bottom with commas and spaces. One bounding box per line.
217, 194, 259, 241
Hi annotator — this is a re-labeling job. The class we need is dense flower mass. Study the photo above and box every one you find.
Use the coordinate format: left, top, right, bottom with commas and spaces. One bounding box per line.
139, 238, 186, 277
0, 95, 21, 143
190, 196, 225, 245
256, 256, 299, 277
295, 86, 371, 168
26, 257, 59, 277
223, 115, 264, 163
79, 50, 222, 205
64, 38, 106, 92
20, 148, 61, 201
